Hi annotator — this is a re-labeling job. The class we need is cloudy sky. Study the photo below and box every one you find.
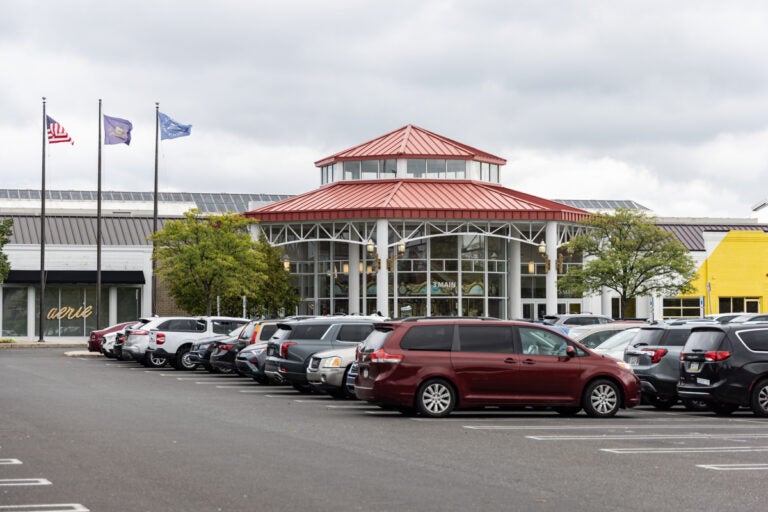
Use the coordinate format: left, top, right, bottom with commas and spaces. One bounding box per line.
3, 1, 768, 218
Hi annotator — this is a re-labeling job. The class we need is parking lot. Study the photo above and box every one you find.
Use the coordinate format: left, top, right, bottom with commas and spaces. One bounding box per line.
1, 349, 767, 512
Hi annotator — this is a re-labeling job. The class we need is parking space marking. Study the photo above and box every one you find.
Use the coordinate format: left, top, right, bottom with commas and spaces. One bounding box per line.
602, 446, 768, 454
176, 376, 243, 380
526, 433, 768, 441
293, 398, 335, 403
697, 463, 768, 471
0, 479, 52, 486
0, 505, 89, 512
215, 385, 259, 388
238, 388, 283, 393
0, 459, 22, 465
464, 423, 767, 431
326, 404, 380, 409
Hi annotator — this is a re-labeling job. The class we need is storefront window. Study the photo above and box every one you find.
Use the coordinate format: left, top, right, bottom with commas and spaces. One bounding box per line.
117, 288, 142, 322
35, 286, 110, 337
2, 287, 28, 337
407, 159, 426, 178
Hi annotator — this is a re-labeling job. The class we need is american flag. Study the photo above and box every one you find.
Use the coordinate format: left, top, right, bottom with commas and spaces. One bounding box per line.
46, 115, 74, 145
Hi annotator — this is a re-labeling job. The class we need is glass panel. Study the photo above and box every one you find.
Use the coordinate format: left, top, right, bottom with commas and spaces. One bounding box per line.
117, 288, 141, 322
381, 159, 397, 179
490, 164, 500, 182
431, 236, 456, 259
462, 298, 484, 317
59, 287, 84, 336
431, 298, 458, 316
406, 159, 426, 178
427, 159, 445, 179
343, 161, 360, 180
480, 162, 490, 181
361, 160, 379, 180
398, 272, 429, 296
446, 160, 466, 179
488, 299, 504, 319
462, 273, 484, 296
488, 274, 504, 297
2, 287, 28, 337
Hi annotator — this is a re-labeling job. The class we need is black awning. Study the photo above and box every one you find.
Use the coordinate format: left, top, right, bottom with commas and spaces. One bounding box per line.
4, 270, 146, 285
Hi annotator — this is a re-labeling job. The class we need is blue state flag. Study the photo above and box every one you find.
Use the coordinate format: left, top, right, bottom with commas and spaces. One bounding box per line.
104, 115, 133, 145
159, 112, 192, 140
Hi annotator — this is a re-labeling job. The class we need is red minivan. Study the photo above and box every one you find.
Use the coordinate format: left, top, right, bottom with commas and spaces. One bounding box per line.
354, 318, 640, 418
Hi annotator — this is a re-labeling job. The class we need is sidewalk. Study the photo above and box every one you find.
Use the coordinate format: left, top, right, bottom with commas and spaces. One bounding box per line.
0, 338, 100, 357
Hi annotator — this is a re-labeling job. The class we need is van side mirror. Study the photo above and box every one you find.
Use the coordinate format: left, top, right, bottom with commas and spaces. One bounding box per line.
565, 346, 576, 358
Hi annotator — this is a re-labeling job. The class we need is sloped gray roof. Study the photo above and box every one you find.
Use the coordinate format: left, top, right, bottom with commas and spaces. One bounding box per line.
658, 223, 768, 251
3, 215, 170, 246
554, 199, 650, 211
0, 189, 292, 214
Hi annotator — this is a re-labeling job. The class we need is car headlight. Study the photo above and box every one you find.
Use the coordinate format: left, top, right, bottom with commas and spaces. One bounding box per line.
322, 357, 343, 368
615, 361, 631, 370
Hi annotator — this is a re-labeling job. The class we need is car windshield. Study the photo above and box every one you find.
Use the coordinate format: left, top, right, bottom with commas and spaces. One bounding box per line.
595, 328, 640, 350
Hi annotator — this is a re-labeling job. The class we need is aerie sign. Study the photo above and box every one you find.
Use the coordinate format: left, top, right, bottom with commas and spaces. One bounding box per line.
47, 305, 93, 320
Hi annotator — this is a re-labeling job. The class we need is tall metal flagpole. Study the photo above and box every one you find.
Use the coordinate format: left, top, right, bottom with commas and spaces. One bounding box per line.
152, 102, 159, 316
96, 99, 103, 330
39, 97, 47, 342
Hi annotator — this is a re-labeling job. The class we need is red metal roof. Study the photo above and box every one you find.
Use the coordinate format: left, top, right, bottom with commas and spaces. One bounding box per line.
245, 179, 589, 222
314, 125, 507, 167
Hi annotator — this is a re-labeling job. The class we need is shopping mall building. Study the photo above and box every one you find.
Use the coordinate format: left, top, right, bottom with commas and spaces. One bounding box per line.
2, 124, 768, 338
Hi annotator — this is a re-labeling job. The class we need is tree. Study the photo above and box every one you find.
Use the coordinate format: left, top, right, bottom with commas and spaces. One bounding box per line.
0, 218, 12, 282
557, 208, 697, 318
151, 210, 297, 317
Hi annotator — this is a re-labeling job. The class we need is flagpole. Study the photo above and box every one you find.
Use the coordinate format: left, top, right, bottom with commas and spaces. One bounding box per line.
152, 102, 159, 316
96, 99, 103, 330
38, 97, 47, 342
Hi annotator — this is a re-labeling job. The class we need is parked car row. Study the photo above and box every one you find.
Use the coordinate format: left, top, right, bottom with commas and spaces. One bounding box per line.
90, 313, 768, 419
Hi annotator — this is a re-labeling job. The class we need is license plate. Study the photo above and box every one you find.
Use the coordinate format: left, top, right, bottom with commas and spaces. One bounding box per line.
697, 377, 710, 386
629, 357, 639, 366
689, 362, 700, 372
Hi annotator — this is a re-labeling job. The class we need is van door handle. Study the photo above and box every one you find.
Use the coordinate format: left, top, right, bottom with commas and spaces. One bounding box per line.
522, 359, 536, 365
504, 358, 516, 364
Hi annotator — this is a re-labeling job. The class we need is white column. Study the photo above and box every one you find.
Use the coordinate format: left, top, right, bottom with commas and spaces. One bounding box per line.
509, 239, 522, 319
348, 243, 360, 315
601, 286, 612, 317
109, 287, 118, 325
27, 285, 36, 338
375, 219, 389, 317
545, 221, 558, 316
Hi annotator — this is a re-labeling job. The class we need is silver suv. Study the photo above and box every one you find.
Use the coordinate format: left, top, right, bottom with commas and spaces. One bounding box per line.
146, 316, 249, 370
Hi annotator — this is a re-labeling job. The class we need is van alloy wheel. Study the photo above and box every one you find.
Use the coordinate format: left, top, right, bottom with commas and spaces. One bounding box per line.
174, 347, 197, 371
583, 379, 620, 418
146, 353, 167, 368
416, 379, 456, 418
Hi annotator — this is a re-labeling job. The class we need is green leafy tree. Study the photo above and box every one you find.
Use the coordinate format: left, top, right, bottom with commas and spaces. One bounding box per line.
0, 218, 13, 282
558, 208, 697, 318
151, 210, 297, 317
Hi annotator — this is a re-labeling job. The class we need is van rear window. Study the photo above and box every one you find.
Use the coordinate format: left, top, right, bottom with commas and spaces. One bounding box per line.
684, 330, 726, 352
738, 329, 768, 352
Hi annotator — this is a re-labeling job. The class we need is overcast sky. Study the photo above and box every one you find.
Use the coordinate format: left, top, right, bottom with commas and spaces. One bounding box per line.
3, 1, 768, 218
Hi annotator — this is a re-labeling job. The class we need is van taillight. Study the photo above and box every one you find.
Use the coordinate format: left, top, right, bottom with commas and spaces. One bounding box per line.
219, 344, 233, 351
156, 333, 166, 345
705, 351, 730, 361
133, 330, 149, 336
370, 349, 403, 364
280, 341, 296, 358
641, 348, 668, 364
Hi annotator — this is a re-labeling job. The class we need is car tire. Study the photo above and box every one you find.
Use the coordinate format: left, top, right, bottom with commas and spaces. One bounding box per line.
647, 394, 677, 410
682, 398, 710, 412
146, 352, 167, 368
554, 406, 581, 416
173, 347, 197, 371
711, 401, 739, 416
416, 379, 456, 418
750, 379, 768, 417
583, 379, 621, 418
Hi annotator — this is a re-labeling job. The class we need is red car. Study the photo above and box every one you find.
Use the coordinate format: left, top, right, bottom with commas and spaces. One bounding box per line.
88, 321, 137, 352
355, 318, 641, 418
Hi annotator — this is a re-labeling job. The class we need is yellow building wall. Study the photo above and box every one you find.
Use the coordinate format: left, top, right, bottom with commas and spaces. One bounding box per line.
683, 231, 768, 314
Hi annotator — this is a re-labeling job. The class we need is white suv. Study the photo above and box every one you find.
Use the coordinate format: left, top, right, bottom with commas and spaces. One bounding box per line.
146, 316, 249, 370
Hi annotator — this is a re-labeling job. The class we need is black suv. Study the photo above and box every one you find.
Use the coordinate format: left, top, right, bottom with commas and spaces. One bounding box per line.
623, 325, 699, 409
678, 323, 768, 416
264, 316, 382, 391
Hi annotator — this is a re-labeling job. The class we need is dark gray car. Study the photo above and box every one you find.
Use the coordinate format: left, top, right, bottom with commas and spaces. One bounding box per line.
624, 324, 705, 410
264, 316, 382, 392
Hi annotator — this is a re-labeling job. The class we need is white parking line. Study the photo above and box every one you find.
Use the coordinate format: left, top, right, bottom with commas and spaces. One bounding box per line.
464, 424, 768, 431
238, 389, 282, 393
176, 376, 243, 380
293, 398, 334, 403
0, 459, 22, 465
697, 463, 768, 471
602, 446, 768, 454
0, 505, 89, 512
527, 433, 768, 441
0, 479, 52, 486
215, 385, 258, 389
326, 404, 380, 409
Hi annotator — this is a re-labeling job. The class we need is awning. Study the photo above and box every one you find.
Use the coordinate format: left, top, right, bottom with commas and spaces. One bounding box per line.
3, 270, 146, 285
